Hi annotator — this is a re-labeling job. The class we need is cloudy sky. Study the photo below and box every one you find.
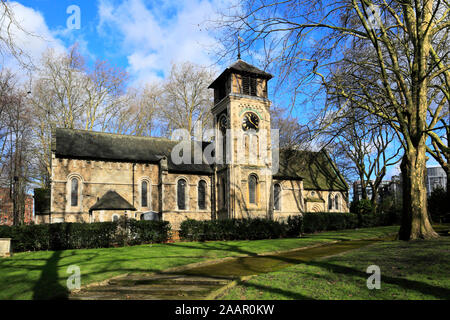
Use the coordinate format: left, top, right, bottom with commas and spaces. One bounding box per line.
3, 0, 228, 86
2, 0, 426, 178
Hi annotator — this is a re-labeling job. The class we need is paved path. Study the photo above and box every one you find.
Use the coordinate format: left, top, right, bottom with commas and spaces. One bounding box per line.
70, 237, 392, 300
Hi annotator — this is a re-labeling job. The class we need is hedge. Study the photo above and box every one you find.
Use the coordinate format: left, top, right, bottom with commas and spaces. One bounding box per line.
0, 219, 170, 252
180, 211, 399, 242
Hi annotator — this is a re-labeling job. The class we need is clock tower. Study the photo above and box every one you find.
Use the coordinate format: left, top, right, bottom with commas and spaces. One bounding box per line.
209, 59, 274, 219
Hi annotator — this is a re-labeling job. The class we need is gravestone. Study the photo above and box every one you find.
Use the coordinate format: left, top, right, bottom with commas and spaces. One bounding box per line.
0, 238, 12, 257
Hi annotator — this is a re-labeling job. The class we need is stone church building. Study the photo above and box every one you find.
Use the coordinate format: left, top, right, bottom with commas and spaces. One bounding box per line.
35, 60, 349, 228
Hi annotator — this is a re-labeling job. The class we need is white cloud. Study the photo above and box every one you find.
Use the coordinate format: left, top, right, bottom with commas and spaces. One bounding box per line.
0, 1, 66, 73
97, 0, 223, 86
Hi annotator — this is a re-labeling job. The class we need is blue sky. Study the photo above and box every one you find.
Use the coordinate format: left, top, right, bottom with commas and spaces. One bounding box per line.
5, 0, 228, 86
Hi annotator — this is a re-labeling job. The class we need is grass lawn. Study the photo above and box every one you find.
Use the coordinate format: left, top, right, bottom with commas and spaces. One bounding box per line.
219, 232, 450, 300
0, 226, 398, 300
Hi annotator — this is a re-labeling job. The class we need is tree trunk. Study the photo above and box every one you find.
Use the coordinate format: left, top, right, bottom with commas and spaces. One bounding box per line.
399, 148, 439, 240
370, 187, 378, 213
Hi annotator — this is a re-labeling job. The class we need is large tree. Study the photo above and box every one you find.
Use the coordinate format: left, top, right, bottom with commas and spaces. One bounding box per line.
215, 0, 448, 240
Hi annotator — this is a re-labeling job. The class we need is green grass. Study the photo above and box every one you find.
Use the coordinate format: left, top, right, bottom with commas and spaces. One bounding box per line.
0, 226, 398, 300
219, 234, 450, 300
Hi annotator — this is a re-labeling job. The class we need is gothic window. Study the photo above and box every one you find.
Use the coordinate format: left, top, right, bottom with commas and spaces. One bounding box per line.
328, 194, 333, 210
335, 194, 340, 211
242, 74, 257, 96
177, 179, 187, 210
274, 183, 281, 211
71, 178, 78, 206
221, 177, 226, 208
249, 174, 258, 204
141, 180, 148, 207
219, 114, 228, 160
198, 180, 207, 210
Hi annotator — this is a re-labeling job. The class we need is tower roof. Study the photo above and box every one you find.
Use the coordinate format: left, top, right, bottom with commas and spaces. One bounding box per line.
208, 59, 273, 89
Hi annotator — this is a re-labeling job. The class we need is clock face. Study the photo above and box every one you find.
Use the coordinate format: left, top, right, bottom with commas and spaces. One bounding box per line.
219, 115, 228, 132
242, 112, 260, 131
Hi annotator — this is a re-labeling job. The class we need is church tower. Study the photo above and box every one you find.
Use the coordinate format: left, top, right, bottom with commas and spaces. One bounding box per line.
209, 59, 273, 219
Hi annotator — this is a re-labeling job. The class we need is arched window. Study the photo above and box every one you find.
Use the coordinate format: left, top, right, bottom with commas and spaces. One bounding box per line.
177, 179, 187, 210
274, 183, 281, 211
335, 194, 340, 211
141, 180, 148, 207
328, 193, 333, 210
71, 178, 78, 206
198, 180, 207, 210
220, 177, 227, 208
112, 215, 119, 222
248, 174, 258, 204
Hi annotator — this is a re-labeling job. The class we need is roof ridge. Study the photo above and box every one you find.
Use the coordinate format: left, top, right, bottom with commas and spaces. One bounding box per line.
56, 127, 176, 143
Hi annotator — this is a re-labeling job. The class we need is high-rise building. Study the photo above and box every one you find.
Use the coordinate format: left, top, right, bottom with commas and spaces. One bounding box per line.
426, 166, 447, 197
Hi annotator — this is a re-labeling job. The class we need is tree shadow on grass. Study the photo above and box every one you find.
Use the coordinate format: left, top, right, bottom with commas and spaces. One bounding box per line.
32, 250, 69, 300
290, 259, 450, 300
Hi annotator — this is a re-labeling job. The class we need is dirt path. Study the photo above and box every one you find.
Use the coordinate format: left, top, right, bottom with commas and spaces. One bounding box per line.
70, 236, 394, 300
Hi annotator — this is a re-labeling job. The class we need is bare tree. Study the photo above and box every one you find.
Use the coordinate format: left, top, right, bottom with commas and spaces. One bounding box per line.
270, 106, 312, 149
214, 0, 449, 240
158, 62, 215, 137
29, 45, 128, 186
107, 84, 161, 136
0, 0, 36, 68
326, 111, 402, 210
0, 69, 33, 225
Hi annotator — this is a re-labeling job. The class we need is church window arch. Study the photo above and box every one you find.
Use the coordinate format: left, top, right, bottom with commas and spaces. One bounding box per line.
328, 193, 333, 210
248, 174, 258, 204
177, 178, 187, 210
198, 180, 207, 210
274, 183, 281, 211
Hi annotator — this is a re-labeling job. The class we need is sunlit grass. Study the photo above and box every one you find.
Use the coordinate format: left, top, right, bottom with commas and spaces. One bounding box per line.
0, 225, 398, 300
219, 233, 450, 300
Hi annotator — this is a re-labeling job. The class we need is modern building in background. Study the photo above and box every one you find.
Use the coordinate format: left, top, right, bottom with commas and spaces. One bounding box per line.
353, 180, 392, 202
0, 188, 34, 226
353, 165, 447, 204
426, 166, 447, 197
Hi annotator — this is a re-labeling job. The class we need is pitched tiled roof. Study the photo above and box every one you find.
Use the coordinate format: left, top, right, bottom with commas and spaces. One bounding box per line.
52, 128, 213, 174
209, 59, 273, 89
89, 190, 136, 212
274, 149, 348, 191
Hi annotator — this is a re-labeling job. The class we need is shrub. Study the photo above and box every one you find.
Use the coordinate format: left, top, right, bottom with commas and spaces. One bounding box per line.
179, 211, 391, 242
286, 215, 303, 237
428, 187, 450, 223
180, 218, 288, 242
350, 199, 375, 215
1, 219, 170, 252
129, 220, 171, 244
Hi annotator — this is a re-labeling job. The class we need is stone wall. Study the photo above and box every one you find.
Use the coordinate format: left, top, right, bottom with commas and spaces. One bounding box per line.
46, 155, 160, 223
161, 172, 213, 230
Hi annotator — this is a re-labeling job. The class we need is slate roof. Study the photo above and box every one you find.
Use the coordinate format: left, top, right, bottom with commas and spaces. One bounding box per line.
275, 149, 348, 191
52, 128, 213, 174
89, 190, 136, 212
209, 59, 273, 89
